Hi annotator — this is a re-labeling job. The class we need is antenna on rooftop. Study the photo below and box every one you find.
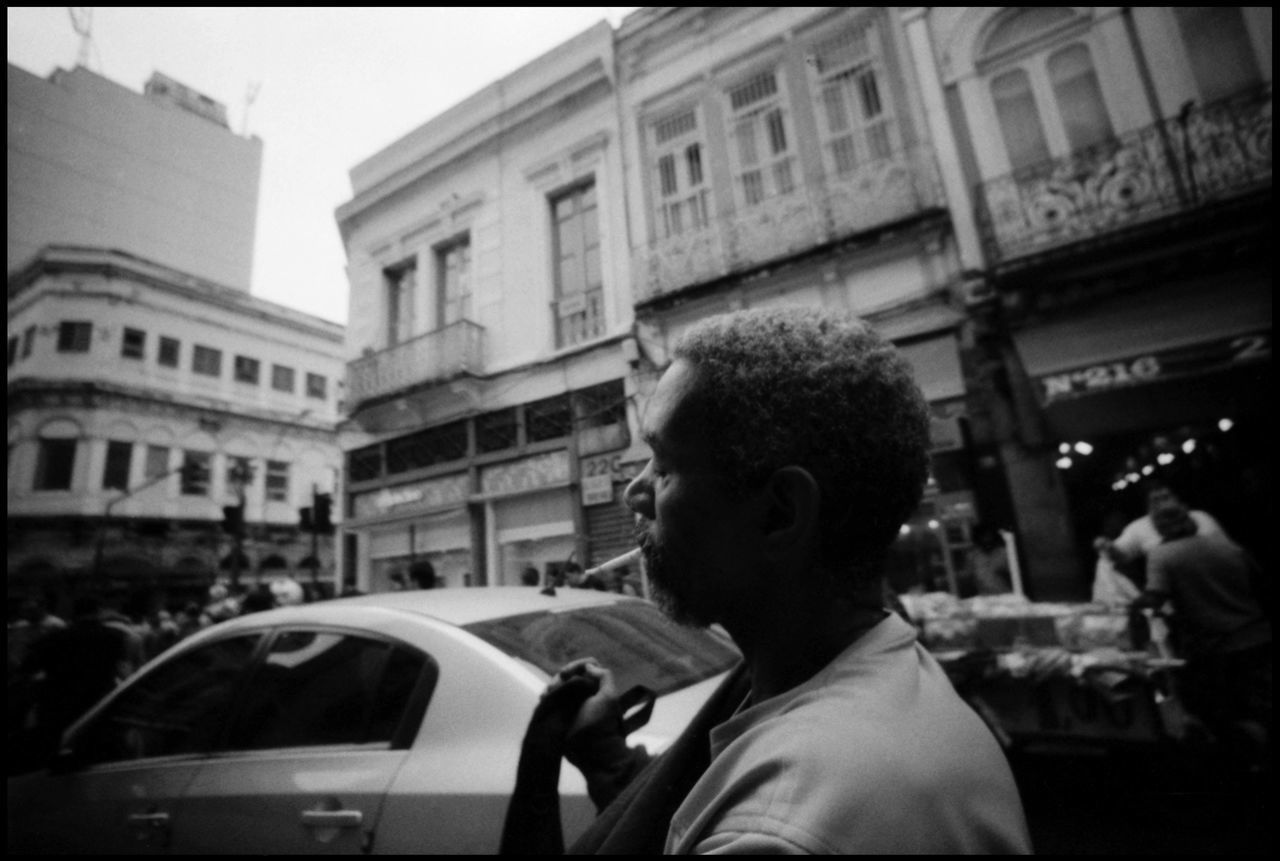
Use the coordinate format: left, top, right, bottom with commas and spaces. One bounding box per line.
68, 7, 94, 69
242, 80, 262, 137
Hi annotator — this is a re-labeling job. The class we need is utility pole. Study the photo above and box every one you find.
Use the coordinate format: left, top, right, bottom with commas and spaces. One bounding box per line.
224, 459, 254, 589
93, 463, 187, 580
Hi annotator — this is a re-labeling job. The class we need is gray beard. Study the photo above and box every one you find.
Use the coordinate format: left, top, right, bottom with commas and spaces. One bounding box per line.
636, 521, 713, 628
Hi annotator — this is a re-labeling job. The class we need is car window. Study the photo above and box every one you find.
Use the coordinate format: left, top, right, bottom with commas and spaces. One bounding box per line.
465, 602, 740, 696
224, 630, 429, 751
71, 634, 261, 766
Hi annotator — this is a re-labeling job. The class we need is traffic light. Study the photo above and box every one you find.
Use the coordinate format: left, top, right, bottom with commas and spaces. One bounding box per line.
222, 503, 245, 536
314, 493, 334, 534
299, 506, 313, 532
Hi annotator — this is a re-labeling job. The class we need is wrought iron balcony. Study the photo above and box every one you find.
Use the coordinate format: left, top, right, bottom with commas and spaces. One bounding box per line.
345, 319, 485, 411
633, 144, 944, 304
976, 86, 1272, 266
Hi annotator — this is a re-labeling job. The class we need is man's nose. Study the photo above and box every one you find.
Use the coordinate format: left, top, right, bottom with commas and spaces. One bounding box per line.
624, 463, 654, 518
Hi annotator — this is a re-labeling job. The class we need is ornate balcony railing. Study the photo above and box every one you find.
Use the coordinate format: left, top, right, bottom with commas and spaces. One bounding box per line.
633, 144, 944, 304
346, 319, 485, 410
976, 86, 1272, 266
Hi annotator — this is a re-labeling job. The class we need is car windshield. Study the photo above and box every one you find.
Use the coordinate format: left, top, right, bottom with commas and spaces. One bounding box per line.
465, 601, 740, 697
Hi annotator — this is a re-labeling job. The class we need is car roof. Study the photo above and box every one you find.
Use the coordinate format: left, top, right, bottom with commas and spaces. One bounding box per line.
222, 586, 643, 629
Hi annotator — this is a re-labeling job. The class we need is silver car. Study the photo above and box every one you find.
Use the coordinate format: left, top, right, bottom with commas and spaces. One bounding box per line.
7, 588, 739, 854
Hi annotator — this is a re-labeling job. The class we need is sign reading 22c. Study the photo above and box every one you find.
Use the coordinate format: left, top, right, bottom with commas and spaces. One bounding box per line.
1039, 331, 1270, 404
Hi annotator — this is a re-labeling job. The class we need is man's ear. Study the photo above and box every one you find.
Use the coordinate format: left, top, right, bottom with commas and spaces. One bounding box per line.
761, 466, 821, 553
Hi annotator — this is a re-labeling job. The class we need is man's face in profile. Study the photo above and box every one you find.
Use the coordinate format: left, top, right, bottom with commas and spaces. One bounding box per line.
626, 360, 763, 628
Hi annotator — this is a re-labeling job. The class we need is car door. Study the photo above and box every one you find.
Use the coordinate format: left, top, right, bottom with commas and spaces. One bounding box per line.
7, 633, 262, 854
173, 627, 434, 854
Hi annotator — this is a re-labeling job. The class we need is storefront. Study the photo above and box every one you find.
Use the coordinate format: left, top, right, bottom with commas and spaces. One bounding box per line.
349, 471, 472, 592
884, 324, 987, 595
578, 449, 646, 568
1011, 274, 1271, 584
480, 449, 578, 586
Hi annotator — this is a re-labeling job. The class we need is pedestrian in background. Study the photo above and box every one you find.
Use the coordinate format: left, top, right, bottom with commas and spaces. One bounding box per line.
19, 595, 128, 765
1138, 501, 1271, 769
1096, 481, 1229, 587
409, 560, 438, 589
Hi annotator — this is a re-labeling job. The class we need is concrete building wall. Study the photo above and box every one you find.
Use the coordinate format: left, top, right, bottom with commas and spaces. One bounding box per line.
7, 250, 345, 527
7, 63, 262, 291
339, 22, 630, 376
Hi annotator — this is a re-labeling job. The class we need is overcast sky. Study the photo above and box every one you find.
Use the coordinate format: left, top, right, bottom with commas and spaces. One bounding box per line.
7, 7, 638, 326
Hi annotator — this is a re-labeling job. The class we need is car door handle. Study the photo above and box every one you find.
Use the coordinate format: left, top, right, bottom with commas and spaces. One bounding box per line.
300, 809, 363, 829
127, 811, 170, 828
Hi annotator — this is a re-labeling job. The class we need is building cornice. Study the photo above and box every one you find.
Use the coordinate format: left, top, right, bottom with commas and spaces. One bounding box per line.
8, 246, 345, 342
7, 378, 339, 444
335, 58, 614, 231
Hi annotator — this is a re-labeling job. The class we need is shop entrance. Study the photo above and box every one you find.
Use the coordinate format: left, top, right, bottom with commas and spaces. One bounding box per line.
1054, 413, 1269, 590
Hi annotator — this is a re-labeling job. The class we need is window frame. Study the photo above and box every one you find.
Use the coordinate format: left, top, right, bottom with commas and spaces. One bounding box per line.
158, 336, 181, 368
181, 450, 212, 497
722, 67, 798, 208
65, 632, 266, 767
305, 372, 327, 401
35, 438, 78, 491
550, 181, 605, 348
271, 364, 296, 393
145, 444, 171, 481
808, 16, 901, 179
22, 325, 37, 359
265, 460, 290, 503
648, 105, 712, 239
57, 321, 92, 354
218, 625, 438, 754
233, 355, 261, 386
121, 327, 146, 360
385, 259, 418, 347
102, 440, 134, 491
435, 236, 472, 329
976, 9, 1116, 174
193, 344, 223, 378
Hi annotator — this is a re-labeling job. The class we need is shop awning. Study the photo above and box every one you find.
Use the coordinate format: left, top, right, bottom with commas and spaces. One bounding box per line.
899, 334, 965, 403
1013, 276, 1269, 383
1010, 275, 1271, 438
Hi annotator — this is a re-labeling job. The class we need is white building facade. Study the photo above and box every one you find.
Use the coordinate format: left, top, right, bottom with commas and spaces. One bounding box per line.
8, 248, 346, 605
615, 7, 983, 595
8, 64, 345, 610
335, 22, 639, 591
7, 63, 262, 292
909, 6, 1272, 597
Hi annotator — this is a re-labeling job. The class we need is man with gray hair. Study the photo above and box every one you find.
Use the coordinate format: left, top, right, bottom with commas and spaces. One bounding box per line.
520, 307, 1029, 854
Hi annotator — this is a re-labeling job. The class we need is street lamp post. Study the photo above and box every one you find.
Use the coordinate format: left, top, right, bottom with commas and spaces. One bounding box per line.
92, 465, 180, 580
226, 459, 254, 589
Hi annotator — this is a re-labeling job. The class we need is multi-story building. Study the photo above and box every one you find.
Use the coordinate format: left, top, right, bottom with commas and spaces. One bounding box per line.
8, 64, 262, 292
915, 6, 1272, 596
7, 64, 345, 611
615, 7, 981, 594
335, 22, 638, 590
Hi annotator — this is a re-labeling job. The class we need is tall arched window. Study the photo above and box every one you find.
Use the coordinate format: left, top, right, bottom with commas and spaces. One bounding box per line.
991, 68, 1051, 172
1047, 44, 1113, 151
1174, 7, 1263, 104
980, 8, 1114, 172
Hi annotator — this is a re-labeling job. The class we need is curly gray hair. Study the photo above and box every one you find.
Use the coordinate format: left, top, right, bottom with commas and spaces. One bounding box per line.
673, 306, 930, 583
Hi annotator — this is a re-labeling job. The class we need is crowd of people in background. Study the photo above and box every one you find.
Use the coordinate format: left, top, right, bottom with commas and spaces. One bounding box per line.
5, 573, 332, 774
6, 553, 647, 774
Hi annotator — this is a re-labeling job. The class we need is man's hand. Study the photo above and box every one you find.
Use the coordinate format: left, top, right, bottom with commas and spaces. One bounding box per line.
558, 658, 623, 738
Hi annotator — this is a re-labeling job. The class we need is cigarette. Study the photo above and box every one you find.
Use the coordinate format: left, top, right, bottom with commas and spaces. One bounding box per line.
587, 547, 642, 576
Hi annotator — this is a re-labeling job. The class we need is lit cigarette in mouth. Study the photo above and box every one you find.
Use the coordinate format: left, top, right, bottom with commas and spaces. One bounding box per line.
586, 547, 642, 577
